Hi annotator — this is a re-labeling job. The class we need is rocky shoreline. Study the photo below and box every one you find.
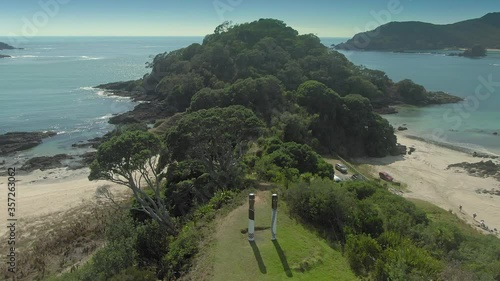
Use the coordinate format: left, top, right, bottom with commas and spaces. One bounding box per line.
0, 131, 57, 156
95, 81, 176, 125
448, 160, 500, 182
0, 131, 98, 173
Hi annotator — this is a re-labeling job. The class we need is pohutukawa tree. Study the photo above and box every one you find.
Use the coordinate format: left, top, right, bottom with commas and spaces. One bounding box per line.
89, 130, 177, 234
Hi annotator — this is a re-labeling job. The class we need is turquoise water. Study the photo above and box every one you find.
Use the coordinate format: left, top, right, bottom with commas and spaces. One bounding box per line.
1, 37, 499, 160
0, 36, 203, 160
323, 38, 500, 155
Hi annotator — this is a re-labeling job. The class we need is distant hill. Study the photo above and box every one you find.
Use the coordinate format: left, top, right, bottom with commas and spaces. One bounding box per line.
336, 12, 500, 51
0, 42, 17, 50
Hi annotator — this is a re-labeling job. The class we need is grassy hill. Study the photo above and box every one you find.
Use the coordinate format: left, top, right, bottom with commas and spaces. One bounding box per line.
189, 190, 357, 281
336, 12, 500, 51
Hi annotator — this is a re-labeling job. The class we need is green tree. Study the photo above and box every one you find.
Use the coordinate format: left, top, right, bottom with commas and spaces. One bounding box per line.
89, 131, 177, 234
396, 79, 427, 105
346, 76, 384, 100
165, 106, 265, 189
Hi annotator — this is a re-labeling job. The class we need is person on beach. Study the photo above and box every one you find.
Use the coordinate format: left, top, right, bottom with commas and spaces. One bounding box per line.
459, 205, 462, 212
473, 213, 477, 220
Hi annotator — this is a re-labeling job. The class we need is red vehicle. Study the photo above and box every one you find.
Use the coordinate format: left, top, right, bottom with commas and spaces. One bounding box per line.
379, 171, 394, 182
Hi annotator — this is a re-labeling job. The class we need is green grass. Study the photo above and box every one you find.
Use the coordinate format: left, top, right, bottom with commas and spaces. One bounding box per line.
205, 191, 357, 281
409, 199, 481, 236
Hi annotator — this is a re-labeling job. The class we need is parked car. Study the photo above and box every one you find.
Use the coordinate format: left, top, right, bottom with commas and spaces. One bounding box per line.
351, 174, 364, 181
334, 175, 342, 183
379, 171, 394, 182
335, 163, 348, 174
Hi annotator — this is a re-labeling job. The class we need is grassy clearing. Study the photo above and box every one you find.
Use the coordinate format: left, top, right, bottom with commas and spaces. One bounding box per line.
193, 190, 357, 281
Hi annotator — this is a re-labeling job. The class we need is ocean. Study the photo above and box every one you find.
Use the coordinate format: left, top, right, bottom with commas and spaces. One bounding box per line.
1, 36, 499, 162
0, 36, 203, 163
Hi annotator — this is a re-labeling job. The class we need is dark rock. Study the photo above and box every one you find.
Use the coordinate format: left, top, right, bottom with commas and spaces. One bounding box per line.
20, 154, 73, 172
72, 137, 103, 149
390, 144, 407, 155
0, 54, 11, 59
80, 151, 96, 165
67, 151, 96, 170
426, 91, 464, 104
398, 126, 408, 131
448, 160, 500, 181
109, 102, 175, 125
473, 151, 499, 159
494, 132, 498, 135
0, 131, 57, 156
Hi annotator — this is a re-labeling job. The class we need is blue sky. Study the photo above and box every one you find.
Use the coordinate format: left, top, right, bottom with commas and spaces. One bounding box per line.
1, 0, 498, 37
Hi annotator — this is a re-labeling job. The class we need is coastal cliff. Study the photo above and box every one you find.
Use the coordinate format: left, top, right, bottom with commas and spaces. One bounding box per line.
335, 12, 500, 52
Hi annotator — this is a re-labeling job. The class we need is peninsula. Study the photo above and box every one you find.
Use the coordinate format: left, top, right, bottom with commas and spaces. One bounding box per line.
335, 12, 500, 52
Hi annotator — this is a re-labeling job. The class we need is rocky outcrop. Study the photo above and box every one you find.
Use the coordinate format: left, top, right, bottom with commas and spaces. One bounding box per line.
473, 151, 498, 159
448, 160, 500, 181
72, 137, 104, 149
20, 154, 73, 172
0, 131, 57, 156
108, 102, 175, 124
95, 80, 148, 101
390, 144, 407, 156
0, 54, 11, 59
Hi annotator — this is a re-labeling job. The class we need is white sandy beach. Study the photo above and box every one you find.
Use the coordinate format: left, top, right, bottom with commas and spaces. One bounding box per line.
359, 133, 500, 235
0, 168, 128, 237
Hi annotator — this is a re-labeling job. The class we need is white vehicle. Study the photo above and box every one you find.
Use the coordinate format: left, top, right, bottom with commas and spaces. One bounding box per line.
334, 175, 342, 182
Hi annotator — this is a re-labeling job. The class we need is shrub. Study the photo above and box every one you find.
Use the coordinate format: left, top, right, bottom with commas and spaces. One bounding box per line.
345, 234, 382, 276
109, 267, 157, 281
163, 224, 201, 279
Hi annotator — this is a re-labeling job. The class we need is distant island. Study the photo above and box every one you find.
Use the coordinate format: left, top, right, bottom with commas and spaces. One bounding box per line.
0, 42, 18, 50
0, 42, 19, 59
335, 12, 500, 53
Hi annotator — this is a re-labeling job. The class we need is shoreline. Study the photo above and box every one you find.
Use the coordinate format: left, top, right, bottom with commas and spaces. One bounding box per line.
0, 167, 128, 237
357, 132, 500, 237
402, 133, 499, 158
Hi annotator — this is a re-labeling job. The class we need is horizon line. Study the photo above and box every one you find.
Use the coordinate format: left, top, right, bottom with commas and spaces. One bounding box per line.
0, 35, 351, 38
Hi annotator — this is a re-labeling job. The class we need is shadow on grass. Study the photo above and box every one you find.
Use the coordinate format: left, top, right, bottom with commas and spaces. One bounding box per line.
241, 226, 270, 234
273, 239, 293, 277
249, 241, 267, 274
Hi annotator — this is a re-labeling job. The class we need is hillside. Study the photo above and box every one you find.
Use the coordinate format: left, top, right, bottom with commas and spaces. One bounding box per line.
188, 191, 357, 281
335, 12, 500, 51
